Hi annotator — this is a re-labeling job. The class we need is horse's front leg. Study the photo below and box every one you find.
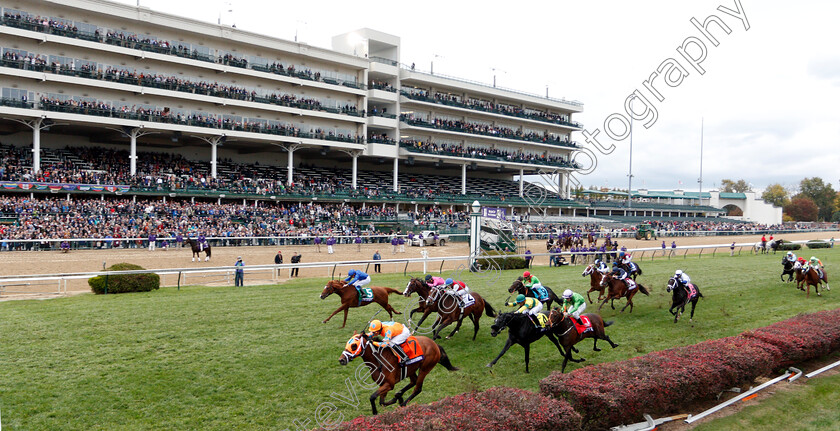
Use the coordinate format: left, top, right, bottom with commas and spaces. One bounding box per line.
323, 304, 348, 324
487, 338, 514, 368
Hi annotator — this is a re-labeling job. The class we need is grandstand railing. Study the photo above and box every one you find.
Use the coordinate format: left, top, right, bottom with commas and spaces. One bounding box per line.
0, 238, 833, 296
400, 90, 583, 129
0, 230, 835, 252
400, 117, 579, 149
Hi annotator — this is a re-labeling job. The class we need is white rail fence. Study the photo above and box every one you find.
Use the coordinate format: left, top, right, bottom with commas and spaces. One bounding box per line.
0, 238, 831, 297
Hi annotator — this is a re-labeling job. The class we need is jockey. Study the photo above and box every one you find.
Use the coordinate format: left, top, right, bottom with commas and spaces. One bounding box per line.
809, 256, 825, 279
593, 258, 608, 274
367, 319, 410, 364
505, 294, 543, 327
611, 263, 635, 290
443, 278, 471, 306
674, 270, 691, 288
344, 269, 371, 288
560, 289, 586, 326
522, 271, 549, 303
424, 274, 446, 288
785, 251, 797, 263
620, 251, 637, 273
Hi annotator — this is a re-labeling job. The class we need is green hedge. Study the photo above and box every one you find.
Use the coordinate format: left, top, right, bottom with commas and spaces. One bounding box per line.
777, 241, 802, 251
806, 240, 831, 249
88, 263, 160, 294
475, 251, 528, 270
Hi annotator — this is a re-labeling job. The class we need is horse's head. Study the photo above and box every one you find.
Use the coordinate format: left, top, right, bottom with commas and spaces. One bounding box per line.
546, 307, 566, 328
600, 272, 612, 287
508, 279, 524, 294
490, 312, 516, 337
339, 331, 366, 365
582, 265, 593, 276
404, 278, 424, 297
320, 280, 343, 299
666, 277, 677, 293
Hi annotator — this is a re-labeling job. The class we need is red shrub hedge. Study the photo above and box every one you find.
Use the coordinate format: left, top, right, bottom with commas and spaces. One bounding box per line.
742, 309, 840, 366
326, 387, 581, 431
540, 309, 840, 430
539, 336, 782, 431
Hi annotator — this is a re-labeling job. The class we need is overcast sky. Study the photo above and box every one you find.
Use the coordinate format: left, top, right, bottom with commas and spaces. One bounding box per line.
117, 0, 840, 194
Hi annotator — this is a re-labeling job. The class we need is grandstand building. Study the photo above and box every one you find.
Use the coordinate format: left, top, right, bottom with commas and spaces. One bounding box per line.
0, 0, 731, 223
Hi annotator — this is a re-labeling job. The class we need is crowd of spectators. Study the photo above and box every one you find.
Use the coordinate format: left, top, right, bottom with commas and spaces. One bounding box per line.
33, 96, 361, 143
369, 80, 396, 92
402, 139, 578, 168
401, 88, 581, 127
0, 195, 402, 243
0, 50, 363, 116
1, 10, 362, 91
400, 114, 576, 147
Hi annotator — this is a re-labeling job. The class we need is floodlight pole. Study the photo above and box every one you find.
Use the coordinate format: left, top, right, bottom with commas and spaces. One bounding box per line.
698, 117, 704, 206
627, 118, 633, 209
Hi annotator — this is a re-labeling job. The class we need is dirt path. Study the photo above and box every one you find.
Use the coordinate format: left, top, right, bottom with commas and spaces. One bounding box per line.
0, 231, 836, 297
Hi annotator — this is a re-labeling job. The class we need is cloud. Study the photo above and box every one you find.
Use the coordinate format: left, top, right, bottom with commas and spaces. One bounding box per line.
808, 56, 840, 85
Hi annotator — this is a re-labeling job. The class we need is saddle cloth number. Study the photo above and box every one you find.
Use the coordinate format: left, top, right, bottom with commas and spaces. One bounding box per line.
573, 316, 593, 334
401, 336, 424, 365
358, 287, 374, 302
461, 293, 475, 308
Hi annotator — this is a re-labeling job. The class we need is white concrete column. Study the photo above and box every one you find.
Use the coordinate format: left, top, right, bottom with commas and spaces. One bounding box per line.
558, 172, 567, 199
352, 154, 359, 189
461, 164, 467, 195
519, 169, 524, 197
393, 158, 399, 192
129, 132, 137, 176
32, 120, 41, 174
210, 141, 218, 179
287, 147, 294, 186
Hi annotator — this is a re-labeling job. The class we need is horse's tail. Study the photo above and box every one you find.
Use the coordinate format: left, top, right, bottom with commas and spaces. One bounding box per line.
603, 320, 615, 328
384, 287, 403, 295
636, 265, 643, 276
638, 284, 650, 296
437, 345, 459, 371
484, 301, 497, 317
206, 246, 211, 258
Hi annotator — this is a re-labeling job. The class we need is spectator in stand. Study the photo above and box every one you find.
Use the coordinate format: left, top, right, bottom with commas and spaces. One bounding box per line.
234, 256, 244, 287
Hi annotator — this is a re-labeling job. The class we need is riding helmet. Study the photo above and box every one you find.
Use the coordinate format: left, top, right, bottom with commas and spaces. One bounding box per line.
445, 278, 454, 285
368, 320, 382, 332
523, 271, 531, 278
515, 294, 526, 303
594, 259, 601, 265
348, 269, 356, 277
424, 274, 433, 282
563, 289, 573, 299
675, 270, 683, 277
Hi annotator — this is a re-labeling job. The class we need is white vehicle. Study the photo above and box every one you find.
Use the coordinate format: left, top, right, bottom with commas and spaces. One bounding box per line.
410, 231, 449, 246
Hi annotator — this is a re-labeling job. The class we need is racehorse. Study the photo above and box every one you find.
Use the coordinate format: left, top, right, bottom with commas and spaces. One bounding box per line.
487, 312, 564, 373
587, 232, 597, 247
508, 278, 560, 309
402, 278, 495, 340
598, 272, 650, 313
546, 238, 555, 252
339, 331, 458, 414
769, 239, 783, 254
781, 257, 795, 282
183, 238, 211, 262
320, 280, 402, 328
793, 263, 829, 297
581, 264, 608, 304
666, 277, 703, 323
547, 308, 618, 372
754, 241, 768, 254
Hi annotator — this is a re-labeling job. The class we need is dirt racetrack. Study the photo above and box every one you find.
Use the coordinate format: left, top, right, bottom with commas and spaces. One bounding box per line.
0, 231, 836, 298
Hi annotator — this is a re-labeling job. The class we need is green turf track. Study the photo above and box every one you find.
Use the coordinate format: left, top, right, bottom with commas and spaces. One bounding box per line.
0, 249, 838, 430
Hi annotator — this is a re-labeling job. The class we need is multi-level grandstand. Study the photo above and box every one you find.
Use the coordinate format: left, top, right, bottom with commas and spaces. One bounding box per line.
0, 0, 775, 239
